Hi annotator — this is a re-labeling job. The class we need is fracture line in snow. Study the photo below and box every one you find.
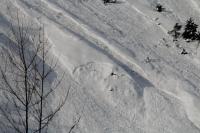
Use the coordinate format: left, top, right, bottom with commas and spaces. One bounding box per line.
40, 0, 149, 78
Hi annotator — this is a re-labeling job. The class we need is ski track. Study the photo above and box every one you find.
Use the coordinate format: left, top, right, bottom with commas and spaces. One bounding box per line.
17, 0, 200, 102
40, 3, 200, 127
13, 0, 148, 80
40, 0, 149, 78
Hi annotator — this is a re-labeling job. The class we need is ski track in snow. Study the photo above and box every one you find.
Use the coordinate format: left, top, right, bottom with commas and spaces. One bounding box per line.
40, 0, 149, 78
17, 0, 200, 126
12, 0, 147, 80
39, 0, 196, 103
43, 1, 200, 130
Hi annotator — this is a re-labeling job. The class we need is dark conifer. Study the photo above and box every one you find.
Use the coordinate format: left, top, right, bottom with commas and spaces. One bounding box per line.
182, 18, 198, 41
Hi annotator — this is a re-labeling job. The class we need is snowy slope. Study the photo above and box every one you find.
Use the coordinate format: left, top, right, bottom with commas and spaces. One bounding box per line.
1, 0, 200, 132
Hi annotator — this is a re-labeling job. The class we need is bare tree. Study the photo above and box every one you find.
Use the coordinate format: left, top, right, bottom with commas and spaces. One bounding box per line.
0, 10, 69, 133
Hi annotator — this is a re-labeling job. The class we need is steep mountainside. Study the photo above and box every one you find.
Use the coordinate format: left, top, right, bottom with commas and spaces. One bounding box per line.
1, 0, 200, 132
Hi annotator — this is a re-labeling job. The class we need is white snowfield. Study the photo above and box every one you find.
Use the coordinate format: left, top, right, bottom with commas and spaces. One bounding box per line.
1, 0, 200, 132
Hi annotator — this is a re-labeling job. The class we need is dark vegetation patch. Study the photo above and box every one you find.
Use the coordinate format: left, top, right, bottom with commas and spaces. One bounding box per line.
169, 18, 200, 43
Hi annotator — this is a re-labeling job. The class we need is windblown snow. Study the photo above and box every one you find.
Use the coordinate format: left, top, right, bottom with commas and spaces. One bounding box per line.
1, 0, 200, 132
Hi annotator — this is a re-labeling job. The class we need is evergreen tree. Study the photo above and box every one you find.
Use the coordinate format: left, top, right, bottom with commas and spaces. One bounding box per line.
182, 18, 198, 41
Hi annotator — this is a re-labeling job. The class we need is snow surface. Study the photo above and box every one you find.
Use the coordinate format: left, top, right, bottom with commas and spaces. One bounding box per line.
1, 0, 200, 132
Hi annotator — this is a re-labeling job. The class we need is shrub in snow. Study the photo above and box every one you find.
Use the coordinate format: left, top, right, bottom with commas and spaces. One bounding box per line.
168, 23, 182, 41
103, 0, 117, 5
196, 31, 200, 42
181, 48, 189, 55
156, 4, 165, 12
174, 23, 182, 31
